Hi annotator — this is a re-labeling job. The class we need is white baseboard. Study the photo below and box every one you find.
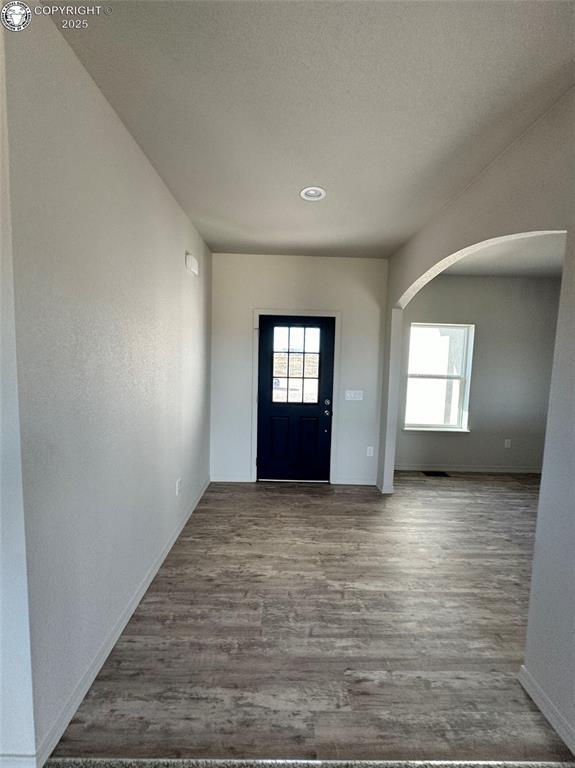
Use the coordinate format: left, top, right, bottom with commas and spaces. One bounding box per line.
34, 478, 210, 768
209, 475, 253, 483
379, 484, 395, 494
0, 756, 37, 768
519, 665, 575, 755
331, 477, 377, 486
395, 463, 541, 473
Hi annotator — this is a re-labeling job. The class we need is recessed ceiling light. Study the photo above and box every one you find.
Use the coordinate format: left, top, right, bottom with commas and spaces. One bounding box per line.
300, 186, 326, 202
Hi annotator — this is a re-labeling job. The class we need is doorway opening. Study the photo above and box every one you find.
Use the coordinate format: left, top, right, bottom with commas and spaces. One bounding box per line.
256, 315, 335, 481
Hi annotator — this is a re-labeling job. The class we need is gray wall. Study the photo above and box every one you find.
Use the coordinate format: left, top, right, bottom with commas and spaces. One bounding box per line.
379, 89, 574, 491
3, 19, 212, 763
378, 87, 574, 746
520, 232, 575, 753
396, 275, 560, 472
211, 253, 387, 485
0, 34, 36, 768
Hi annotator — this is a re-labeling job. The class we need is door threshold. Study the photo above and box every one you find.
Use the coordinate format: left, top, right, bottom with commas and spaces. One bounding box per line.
257, 479, 330, 483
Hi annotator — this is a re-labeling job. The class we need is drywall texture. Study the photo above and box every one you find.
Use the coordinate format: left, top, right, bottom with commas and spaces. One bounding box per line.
521, 232, 575, 754
396, 276, 561, 472
377, 86, 574, 750
211, 253, 386, 485
378, 87, 574, 488
388, 86, 574, 307
4, 19, 212, 762
0, 36, 36, 767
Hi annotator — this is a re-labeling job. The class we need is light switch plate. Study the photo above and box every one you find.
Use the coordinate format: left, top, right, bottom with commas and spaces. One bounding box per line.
345, 390, 364, 401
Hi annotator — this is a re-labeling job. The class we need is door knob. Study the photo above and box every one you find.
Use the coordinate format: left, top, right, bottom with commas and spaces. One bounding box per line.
324, 410, 330, 416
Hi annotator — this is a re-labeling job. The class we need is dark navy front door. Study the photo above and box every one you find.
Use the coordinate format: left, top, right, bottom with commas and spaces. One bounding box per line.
257, 315, 335, 481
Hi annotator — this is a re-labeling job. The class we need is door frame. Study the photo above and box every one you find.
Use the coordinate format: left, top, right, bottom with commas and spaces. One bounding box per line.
250, 309, 342, 483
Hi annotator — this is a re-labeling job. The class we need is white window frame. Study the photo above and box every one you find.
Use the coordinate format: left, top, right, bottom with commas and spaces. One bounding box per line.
404, 322, 475, 432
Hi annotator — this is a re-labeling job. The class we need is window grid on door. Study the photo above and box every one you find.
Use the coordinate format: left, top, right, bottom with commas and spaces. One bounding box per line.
272, 326, 320, 403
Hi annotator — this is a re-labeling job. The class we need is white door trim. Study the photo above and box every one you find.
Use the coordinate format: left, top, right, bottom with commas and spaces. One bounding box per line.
251, 309, 342, 483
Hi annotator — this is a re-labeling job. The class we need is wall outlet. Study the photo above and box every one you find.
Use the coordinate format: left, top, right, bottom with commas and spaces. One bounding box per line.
504, 439, 512, 449
176, 478, 182, 496
345, 390, 364, 401
366, 446, 374, 457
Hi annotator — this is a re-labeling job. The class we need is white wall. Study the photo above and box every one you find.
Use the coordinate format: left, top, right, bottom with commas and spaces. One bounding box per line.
520, 231, 575, 754
3, 19, 212, 765
388, 87, 574, 308
396, 275, 561, 472
211, 253, 386, 485
0, 35, 36, 768
379, 89, 574, 489
377, 85, 574, 752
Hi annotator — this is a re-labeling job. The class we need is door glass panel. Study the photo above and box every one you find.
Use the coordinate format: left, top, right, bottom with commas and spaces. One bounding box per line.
288, 378, 303, 402
289, 327, 304, 352
303, 378, 318, 403
273, 352, 288, 377
288, 353, 304, 377
305, 327, 320, 353
274, 327, 289, 352
271, 324, 322, 404
272, 377, 288, 402
304, 353, 319, 378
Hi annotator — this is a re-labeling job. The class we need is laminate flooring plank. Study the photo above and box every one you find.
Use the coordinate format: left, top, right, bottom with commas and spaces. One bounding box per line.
53, 474, 572, 761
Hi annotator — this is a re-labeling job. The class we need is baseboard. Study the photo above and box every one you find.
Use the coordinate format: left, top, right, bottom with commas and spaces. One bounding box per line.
379, 484, 395, 494
0, 755, 37, 768
35, 478, 210, 768
331, 477, 377, 486
209, 476, 253, 483
519, 665, 575, 755
395, 463, 541, 473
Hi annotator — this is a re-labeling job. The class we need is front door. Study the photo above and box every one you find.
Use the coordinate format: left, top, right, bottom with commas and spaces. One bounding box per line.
257, 315, 335, 481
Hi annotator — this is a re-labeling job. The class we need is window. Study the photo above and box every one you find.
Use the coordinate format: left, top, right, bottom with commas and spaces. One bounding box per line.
404, 323, 474, 431
272, 325, 320, 403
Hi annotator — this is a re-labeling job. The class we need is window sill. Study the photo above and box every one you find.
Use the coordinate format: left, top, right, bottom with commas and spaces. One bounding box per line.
403, 427, 471, 433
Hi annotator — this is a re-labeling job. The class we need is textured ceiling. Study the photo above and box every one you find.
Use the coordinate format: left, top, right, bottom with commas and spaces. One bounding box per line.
62, 1, 575, 258
445, 233, 566, 277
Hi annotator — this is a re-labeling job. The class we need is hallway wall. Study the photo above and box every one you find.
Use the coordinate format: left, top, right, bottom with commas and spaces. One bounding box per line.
396, 275, 561, 472
386, 87, 574, 309
0, 34, 36, 768
210, 253, 387, 485
378, 85, 574, 751
520, 230, 575, 753
3, 19, 212, 765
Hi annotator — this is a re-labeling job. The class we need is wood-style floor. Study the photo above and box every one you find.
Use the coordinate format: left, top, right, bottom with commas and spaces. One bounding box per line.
53, 474, 572, 761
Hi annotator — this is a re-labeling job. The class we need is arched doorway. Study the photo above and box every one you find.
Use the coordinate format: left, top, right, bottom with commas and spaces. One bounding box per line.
378, 230, 567, 492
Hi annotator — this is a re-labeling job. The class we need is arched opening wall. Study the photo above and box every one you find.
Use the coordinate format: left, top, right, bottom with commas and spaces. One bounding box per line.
379, 87, 574, 492
376, 85, 575, 752
382, 230, 566, 486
